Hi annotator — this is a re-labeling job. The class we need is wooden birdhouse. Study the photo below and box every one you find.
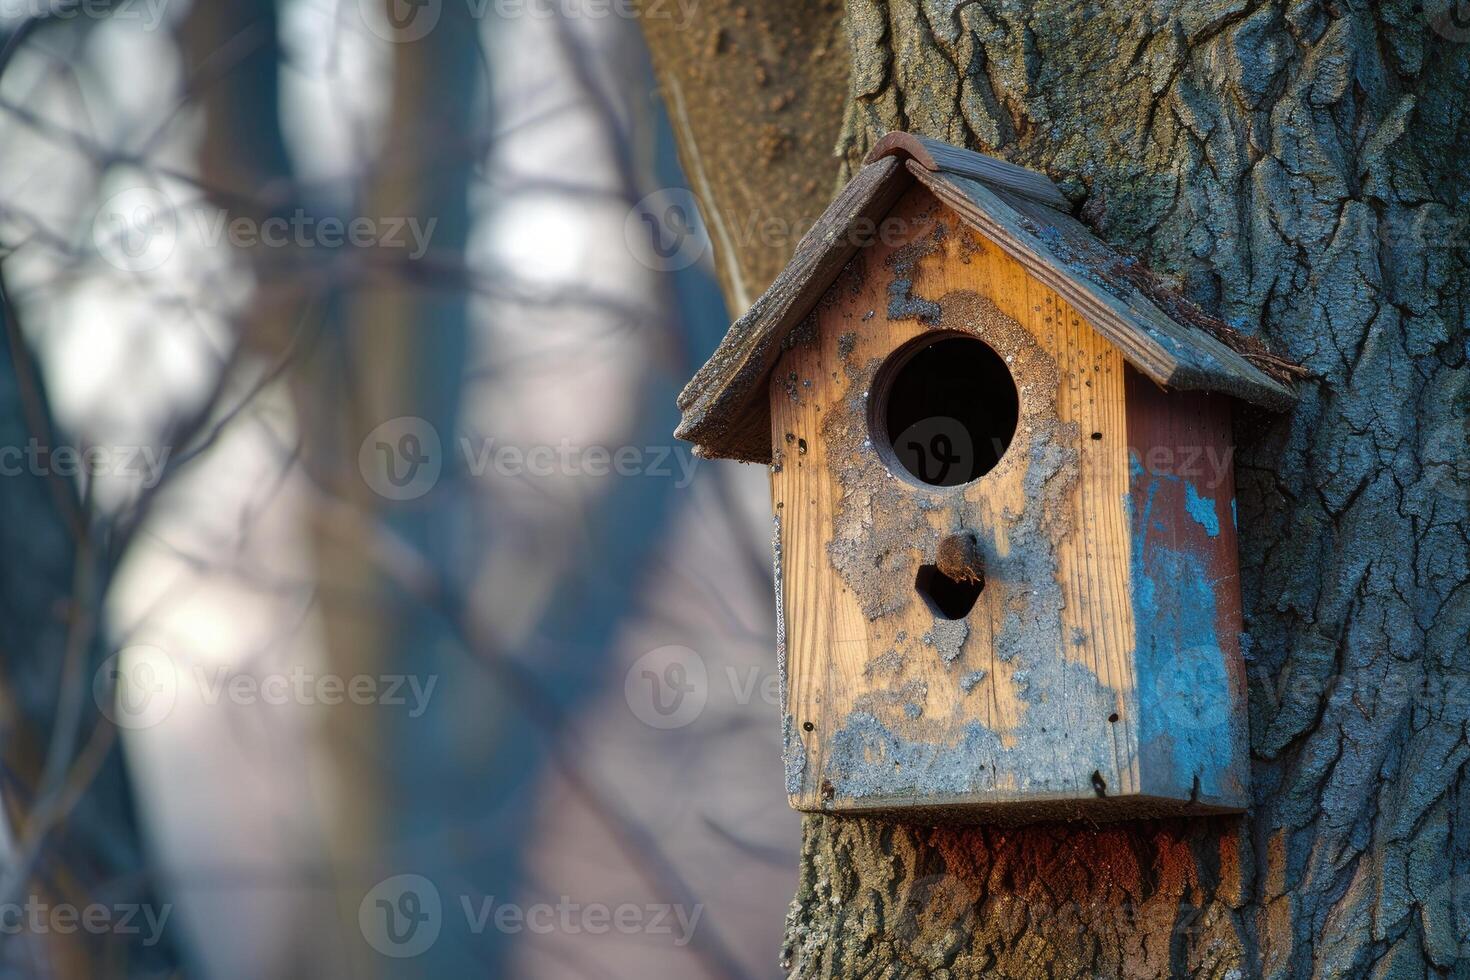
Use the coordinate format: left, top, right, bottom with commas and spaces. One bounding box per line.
676, 133, 1297, 822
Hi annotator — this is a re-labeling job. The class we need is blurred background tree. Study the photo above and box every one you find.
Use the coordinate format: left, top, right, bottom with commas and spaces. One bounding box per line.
0, 0, 793, 976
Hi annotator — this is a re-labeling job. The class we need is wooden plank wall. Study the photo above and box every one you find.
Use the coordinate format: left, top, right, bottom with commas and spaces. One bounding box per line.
1125, 372, 1251, 807
770, 185, 1154, 816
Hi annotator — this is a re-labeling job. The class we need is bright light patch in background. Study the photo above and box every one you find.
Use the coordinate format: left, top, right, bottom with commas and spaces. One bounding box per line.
83, 14, 186, 133
484, 194, 590, 286
0, 23, 240, 509
279, 0, 393, 191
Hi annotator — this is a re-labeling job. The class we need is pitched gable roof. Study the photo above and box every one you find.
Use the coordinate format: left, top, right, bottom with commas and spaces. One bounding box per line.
676, 133, 1298, 463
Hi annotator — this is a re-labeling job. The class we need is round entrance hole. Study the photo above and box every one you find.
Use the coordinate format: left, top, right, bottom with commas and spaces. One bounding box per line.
872, 334, 1019, 487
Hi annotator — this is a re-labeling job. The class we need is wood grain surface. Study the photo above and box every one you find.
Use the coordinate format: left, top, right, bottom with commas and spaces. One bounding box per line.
769, 185, 1249, 820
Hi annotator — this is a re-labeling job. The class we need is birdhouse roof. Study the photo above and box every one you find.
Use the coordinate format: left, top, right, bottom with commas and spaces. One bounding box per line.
676, 132, 1299, 463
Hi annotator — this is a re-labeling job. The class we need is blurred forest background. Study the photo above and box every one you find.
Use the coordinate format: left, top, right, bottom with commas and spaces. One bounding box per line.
0, 0, 796, 976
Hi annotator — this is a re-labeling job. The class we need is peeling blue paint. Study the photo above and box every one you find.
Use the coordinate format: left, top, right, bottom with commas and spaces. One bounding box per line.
922, 618, 968, 662
1127, 452, 1244, 804
864, 649, 905, 677
813, 296, 1133, 810
1185, 482, 1221, 537
828, 676, 1118, 800
829, 641, 1118, 801
823, 424, 1120, 803
887, 278, 942, 323
776, 520, 807, 798
829, 712, 1006, 799
782, 715, 807, 795
772, 514, 787, 718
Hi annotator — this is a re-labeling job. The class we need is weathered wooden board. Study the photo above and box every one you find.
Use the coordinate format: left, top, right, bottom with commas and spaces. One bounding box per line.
676, 155, 913, 463
1124, 369, 1250, 807
678, 135, 1296, 464
865, 131, 1071, 210
908, 164, 1296, 411
769, 184, 1249, 820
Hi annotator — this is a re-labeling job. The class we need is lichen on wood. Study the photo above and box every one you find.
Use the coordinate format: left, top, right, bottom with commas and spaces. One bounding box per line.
818, 287, 1123, 806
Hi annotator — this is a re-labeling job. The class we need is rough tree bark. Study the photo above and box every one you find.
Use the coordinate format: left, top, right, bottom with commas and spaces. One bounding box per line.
643, 1, 1470, 976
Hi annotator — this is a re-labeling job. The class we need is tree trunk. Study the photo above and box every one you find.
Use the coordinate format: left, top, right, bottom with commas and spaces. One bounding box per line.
0, 286, 183, 977
643, 2, 1470, 976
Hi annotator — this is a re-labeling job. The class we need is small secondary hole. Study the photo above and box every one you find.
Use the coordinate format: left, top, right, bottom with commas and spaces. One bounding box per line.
1108, 713, 1119, 723
915, 564, 984, 620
